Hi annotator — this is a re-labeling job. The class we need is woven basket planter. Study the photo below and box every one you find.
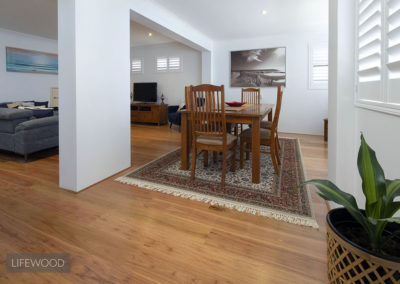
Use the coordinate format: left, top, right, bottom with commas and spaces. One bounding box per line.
327, 208, 400, 284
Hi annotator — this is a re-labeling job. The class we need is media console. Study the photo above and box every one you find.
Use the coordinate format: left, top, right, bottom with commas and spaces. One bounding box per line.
130, 103, 168, 126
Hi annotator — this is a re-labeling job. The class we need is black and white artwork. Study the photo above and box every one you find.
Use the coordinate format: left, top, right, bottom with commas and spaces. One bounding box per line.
230, 47, 286, 87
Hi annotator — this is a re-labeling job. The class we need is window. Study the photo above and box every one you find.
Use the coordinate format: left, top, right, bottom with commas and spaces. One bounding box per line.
168, 57, 182, 71
131, 58, 143, 73
156, 57, 168, 72
156, 56, 182, 72
309, 44, 328, 89
356, 0, 400, 115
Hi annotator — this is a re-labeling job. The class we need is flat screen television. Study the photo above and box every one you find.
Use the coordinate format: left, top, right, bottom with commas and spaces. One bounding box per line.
133, 82, 157, 103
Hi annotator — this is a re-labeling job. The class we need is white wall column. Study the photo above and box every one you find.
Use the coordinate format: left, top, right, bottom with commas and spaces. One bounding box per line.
58, 0, 131, 191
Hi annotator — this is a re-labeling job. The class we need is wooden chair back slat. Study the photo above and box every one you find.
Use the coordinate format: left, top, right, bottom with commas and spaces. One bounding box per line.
189, 84, 226, 142
241, 88, 261, 105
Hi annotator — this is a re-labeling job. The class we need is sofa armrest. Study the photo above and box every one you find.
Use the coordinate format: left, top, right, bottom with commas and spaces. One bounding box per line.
168, 105, 179, 113
15, 116, 58, 132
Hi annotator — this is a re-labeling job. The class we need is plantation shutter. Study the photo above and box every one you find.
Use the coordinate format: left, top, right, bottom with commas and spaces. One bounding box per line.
358, 0, 382, 101
156, 57, 168, 72
131, 59, 142, 73
387, 0, 400, 104
310, 45, 328, 88
168, 57, 181, 71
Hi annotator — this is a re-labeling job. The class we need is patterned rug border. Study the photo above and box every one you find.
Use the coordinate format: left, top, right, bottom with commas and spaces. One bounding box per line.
116, 138, 319, 229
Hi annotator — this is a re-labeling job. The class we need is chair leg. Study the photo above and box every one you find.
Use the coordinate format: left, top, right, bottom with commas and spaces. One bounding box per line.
221, 150, 227, 187
191, 145, 197, 180
275, 143, 281, 165
203, 150, 208, 167
230, 142, 236, 172
240, 139, 244, 169
276, 131, 281, 150
245, 143, 250, 160
24, 154, 28, 161
212, 151, 217, 163
170, 122, 172, 128
275, 139, 281, 165
270, 140, 279, 174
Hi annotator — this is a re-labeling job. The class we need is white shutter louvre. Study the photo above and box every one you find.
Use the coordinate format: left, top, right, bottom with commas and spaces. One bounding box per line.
131, 59, 142, 73
387, 0, 400, 104
358, 0, 382, 82
312, 47, 328, 80
168, 57, 181, 71
156, 57, 168, 72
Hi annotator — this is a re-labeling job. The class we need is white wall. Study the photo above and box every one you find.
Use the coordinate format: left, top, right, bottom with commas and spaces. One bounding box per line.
131, 42, 201, 105
58, 0, 213, 192
0, 28, 58, 103
329, 0, 400, 209
213, 32, 328, 135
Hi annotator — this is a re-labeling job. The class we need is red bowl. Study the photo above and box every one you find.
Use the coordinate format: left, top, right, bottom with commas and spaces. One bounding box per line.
226, 101, 245, 107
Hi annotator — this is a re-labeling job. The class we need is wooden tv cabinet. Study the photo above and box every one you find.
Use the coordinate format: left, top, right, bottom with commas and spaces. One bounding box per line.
130, 103, 168, 126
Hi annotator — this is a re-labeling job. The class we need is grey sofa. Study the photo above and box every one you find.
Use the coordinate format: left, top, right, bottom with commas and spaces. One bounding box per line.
0, 108, 58, 160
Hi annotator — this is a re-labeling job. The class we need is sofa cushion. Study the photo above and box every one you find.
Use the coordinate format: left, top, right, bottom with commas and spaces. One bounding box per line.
7, 102, 23, 109
15, 115, 58, 132
196, 133, 237, 146
0, 108, 33, 120
32, 109, 54, 118
34, 101, 49, 108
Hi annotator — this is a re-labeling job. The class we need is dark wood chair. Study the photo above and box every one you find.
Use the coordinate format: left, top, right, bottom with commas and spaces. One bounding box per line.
260, 86, 284, 151
188, 84, 237, 187
236, 88, 261, 135
240, 86, 283, 174
242, 88, 261, 105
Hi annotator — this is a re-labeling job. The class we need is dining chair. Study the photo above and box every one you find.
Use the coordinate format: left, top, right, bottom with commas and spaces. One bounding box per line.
188, 84, 237, 187
236, 88, 261, 135
241, 88, 261, 105
260, 86, 283, 151
239, 86, 283, 174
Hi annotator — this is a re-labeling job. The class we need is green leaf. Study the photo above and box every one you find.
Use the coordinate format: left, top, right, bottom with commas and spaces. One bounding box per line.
375, 217, 400, 224
384, 201, 400, 219
357, 134, 386, 219
386, 179, 400, 202
301, 179, 372, 234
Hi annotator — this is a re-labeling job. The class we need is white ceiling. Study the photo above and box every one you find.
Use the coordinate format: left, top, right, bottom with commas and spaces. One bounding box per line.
151, 0, 329, 40
130, 21, 175, 47
0, 0, 328, 42
0, 0, 57, 39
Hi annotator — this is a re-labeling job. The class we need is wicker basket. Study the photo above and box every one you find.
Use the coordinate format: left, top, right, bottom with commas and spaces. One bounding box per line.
327, 211, 400, 284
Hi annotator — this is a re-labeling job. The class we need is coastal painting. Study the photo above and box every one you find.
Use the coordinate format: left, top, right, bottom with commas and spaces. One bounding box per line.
231, 47, 286, 87
6, 47, 58, 74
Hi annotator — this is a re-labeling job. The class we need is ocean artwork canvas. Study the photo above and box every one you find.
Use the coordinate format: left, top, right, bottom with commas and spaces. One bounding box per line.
231, 47, 286, 87
6, 47, 58, 74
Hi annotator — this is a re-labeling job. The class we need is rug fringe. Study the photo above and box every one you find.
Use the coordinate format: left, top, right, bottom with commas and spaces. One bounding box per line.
116, 176, 319, 229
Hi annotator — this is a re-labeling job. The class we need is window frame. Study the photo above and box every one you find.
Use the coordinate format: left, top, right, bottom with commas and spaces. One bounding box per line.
309, 44, 329, 90
355, 0, 400, 116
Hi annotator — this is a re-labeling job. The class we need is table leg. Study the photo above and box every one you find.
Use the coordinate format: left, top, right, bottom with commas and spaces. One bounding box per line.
251, 118, 260, 183
181, 113, 189, 170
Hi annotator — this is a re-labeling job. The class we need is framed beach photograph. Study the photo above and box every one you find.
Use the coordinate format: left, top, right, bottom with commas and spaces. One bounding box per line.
6, 47, 58, 75
230, 47, 286, 87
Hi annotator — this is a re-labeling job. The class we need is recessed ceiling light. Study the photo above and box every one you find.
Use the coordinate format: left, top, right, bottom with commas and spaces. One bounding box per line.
148, 32, 153, 37
262, 10, 267, 15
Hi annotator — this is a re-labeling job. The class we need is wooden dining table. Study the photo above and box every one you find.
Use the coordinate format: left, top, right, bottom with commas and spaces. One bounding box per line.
179, 104, 274, 184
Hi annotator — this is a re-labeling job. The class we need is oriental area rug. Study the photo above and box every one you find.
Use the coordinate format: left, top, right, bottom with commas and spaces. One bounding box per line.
116, 138, 318, 228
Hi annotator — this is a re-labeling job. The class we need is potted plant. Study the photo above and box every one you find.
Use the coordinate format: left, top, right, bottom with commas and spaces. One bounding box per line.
302, 134, 400, 283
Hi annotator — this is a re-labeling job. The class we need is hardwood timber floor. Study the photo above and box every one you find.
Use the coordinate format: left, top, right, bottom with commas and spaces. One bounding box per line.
0, 124, 329, 284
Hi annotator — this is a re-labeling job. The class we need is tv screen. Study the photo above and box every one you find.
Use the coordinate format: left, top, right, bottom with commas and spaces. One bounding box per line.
133, 82, 157, 102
